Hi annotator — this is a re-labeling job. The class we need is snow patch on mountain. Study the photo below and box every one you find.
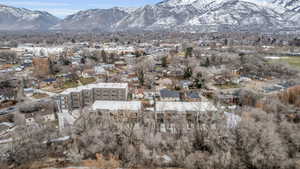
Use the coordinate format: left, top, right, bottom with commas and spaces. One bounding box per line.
0, 4, 59, 30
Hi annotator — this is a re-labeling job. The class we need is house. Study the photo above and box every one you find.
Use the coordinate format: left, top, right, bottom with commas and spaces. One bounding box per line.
186, 91, 201, 101
160, 89, 180, 101
100, 64, 115, 70
40, 78, 56, 88
216, 93, 239, 105
180, 80, 193, 89
168, 69, 185, 77
43, 78, 56, 84
144, 91, 157, 100
94, 66, 107, 75
156, 78, 173, 88
124, 54, 136, 65
71, 55, 82, 64
82, 68, 95, 78
114, 61, 126, 67
133, 89, 144, 99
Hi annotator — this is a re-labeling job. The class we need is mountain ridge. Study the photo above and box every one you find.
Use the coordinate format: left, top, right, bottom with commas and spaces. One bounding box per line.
1, 0, 300, 32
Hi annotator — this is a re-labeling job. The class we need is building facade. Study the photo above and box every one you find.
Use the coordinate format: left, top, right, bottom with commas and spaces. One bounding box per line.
57, 83, 128, 112
155, 101, 218, 130
91, 100, 142, 121
32, 57, 51, 78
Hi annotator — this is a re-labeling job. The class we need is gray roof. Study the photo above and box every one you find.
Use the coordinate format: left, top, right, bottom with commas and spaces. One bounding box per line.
92, 101, 142, 111
187, 91, 200, 99
156, 102, 217, 113
160, 89, 180, 98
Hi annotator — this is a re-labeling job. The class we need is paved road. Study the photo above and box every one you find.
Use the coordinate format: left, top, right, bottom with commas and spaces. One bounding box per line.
0, 106, 17, 115
34, 89, 58, 97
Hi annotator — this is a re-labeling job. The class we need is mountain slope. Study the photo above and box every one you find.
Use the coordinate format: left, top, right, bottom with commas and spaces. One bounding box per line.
51, 7, 130, 31
0, 4, 59, 31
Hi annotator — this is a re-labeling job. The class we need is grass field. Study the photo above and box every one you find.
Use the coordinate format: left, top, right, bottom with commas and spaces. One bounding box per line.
62, 80, 79, 89
268, 56, 300, 70
32, 93, 49, 99
80, 77, 96, 85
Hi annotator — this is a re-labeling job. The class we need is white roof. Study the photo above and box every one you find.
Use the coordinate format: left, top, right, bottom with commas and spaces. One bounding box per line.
61, 83, 128, 95
156, 102, 217, 113
92, 101, 141, 111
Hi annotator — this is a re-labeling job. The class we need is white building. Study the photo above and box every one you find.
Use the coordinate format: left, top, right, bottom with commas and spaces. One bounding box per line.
92, 101, 142, 112
155, 101, 217, 125
92, 101, 142, 120
155, 101, 217, 113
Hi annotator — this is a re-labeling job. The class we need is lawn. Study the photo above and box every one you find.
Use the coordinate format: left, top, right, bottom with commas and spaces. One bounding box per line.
80, 77, 96, 85
62, 80, 79, 89
32, 93, 49, 99
60, 77, 96, 90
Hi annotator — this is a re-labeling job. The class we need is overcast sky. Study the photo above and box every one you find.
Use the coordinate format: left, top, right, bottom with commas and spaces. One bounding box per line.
0, 0, 162, 18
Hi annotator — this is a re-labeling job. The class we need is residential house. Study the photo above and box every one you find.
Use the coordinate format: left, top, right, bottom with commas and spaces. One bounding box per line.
186, 91, 201, 101
159, 89, 180, 101
133, 89, 144, 99
180, 80, 193, 90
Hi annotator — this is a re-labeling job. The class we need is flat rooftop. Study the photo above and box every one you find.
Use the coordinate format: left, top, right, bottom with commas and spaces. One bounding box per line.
61, 83, 128, 95
156, 102, 217, 113
92, 101, 142, 111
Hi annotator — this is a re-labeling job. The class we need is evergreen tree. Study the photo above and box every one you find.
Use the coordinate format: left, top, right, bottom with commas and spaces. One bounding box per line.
101, 50, 107, 63
161, 56, 168, 67
185, 47, 193, 58
204, 57, 210, 67
137, 69, 144, 86
184, 66, 193, 79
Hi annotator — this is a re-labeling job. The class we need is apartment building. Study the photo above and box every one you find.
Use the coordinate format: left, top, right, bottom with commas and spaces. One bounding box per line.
57, 83, 128, 112
32, 57, 51, 78
91, 100, 142, 121
155, 101, 217, 129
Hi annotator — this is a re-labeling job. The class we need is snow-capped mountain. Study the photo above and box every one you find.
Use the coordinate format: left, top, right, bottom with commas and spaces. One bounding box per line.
2, 0, 300, 32
272, 0, 300, 11
0, 4, 59, 31
51, 7, 131, 31
113, 0, 300, 32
